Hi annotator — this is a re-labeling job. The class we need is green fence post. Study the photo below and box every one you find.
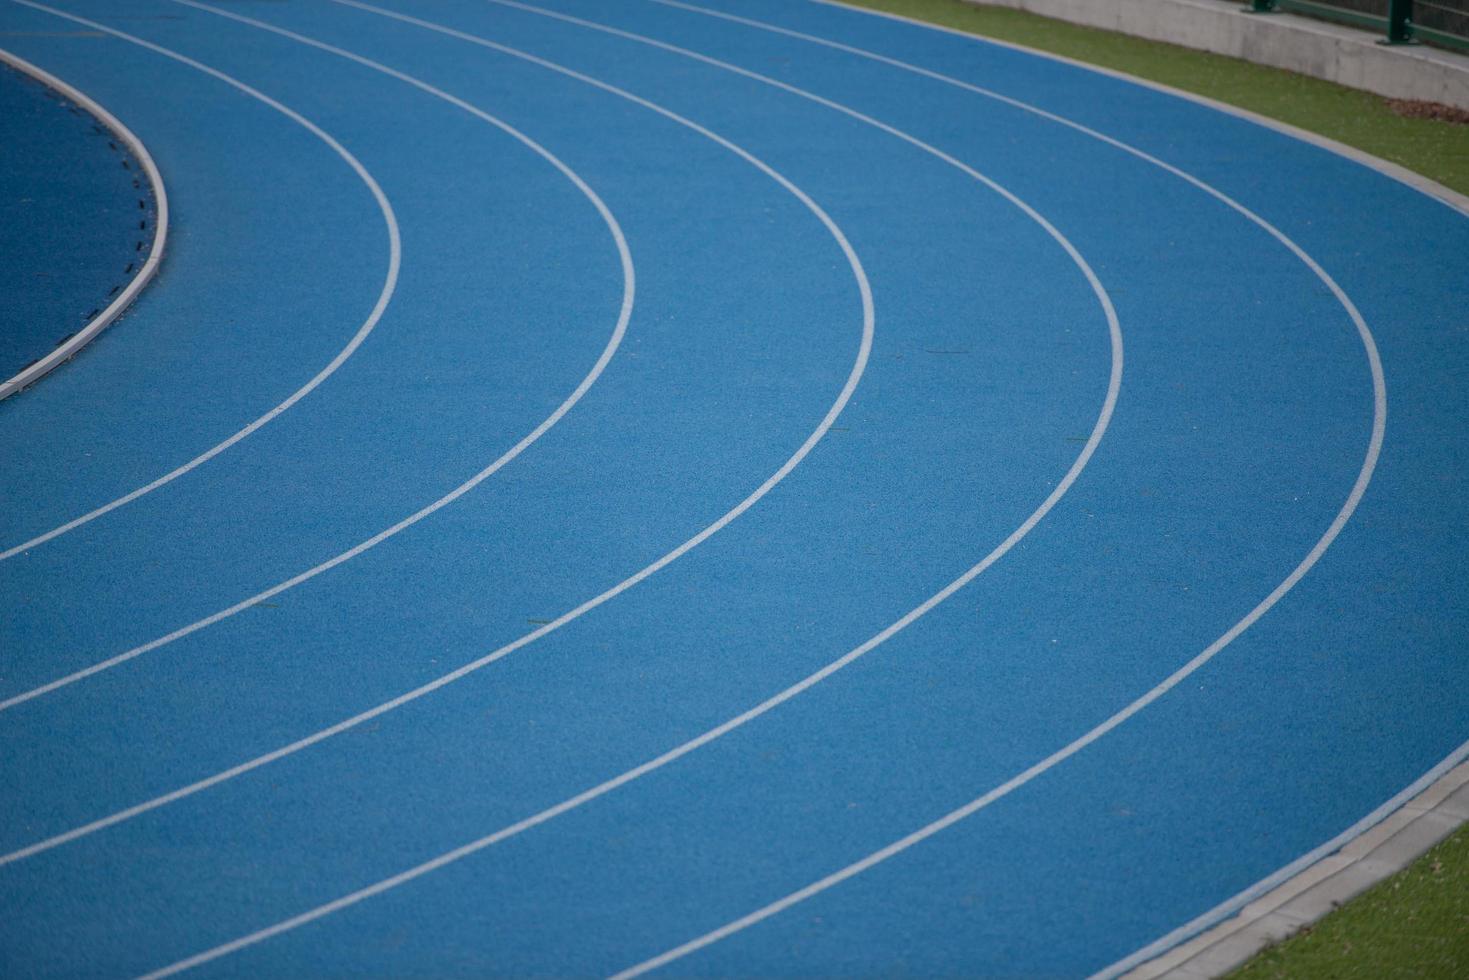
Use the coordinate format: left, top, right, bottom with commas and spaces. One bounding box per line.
1246, 0, 1277, 12
1383, 0, 1417, 43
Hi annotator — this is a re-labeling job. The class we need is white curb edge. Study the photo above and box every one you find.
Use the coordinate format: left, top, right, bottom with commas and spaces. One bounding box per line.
1118, 754, 1469, 978
0, 46, 168, 401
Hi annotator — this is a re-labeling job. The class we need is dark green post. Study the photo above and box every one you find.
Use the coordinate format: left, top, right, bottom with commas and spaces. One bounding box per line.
1247, 0, 1276, 11
1383, 0, 1416, 43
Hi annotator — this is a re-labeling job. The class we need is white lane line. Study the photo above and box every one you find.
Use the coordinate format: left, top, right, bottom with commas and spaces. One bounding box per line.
0, 1, 401, 563
0, 0, 874, 867
0, 0, 638, 714
600, 7, 1386, 976
129, 4, 1121, 975
0, 47, 169, 401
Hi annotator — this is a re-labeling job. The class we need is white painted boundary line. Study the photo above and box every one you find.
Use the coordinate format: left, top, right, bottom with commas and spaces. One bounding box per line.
0, 0, 876, 870
128, 1, 1123, 973
1114, 748, 1469, 978
0, 0, 638, 715
0, 47, 168, 401
0, 0, 402, 563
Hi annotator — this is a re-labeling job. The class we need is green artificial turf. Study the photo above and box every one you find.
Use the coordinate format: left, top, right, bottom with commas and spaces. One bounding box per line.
835, 0, 1469, 196
1228, 822, 1469, 979
826, 3, 1469, 975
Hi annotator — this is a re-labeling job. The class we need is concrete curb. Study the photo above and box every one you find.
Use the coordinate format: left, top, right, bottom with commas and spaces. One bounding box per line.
1119, 758, 1469, 978
813, 1, 1469, 217
0, 47, 168, 401
965, 0, 1469, 110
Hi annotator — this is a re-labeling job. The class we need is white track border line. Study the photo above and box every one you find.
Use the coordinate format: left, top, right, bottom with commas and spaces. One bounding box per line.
615, 1, 1462, 975
0, 47, 168, 401
0, 0, 638, 715
0, 0, 876, 869
128, 1, 1123, 973
0, 0, 402, 563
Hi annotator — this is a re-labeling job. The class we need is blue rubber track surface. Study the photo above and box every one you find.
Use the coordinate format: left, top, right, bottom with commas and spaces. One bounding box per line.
1, 0, 1466, 976
0, 58, 153, 383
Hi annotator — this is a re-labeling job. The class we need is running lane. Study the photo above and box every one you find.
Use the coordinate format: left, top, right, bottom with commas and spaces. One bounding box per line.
3, 1, 1466, 978
0, 0, 633, 698
0, 0, 874, 839
527, 3, 1462, 978
0, 1, 391, 552
0, 0, 1116, 974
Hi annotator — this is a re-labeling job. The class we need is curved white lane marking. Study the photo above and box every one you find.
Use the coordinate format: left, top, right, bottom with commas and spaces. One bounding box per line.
128, 4, 1122, 976
0, 0, 875, 867
0, 0, 639, 713
0, 47, 169, 401
601, 5, 1385, 976
0, 0, 401, 563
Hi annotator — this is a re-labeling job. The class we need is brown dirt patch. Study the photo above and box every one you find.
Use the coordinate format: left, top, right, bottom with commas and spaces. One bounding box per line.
1386, 98, 1469, 124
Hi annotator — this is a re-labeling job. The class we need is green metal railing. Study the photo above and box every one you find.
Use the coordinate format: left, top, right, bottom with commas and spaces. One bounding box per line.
1248, 0, 1469, 52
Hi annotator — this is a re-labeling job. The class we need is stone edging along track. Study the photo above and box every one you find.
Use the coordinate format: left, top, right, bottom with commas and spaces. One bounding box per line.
1121, 758, 1469, 977
0, 46, 168, 401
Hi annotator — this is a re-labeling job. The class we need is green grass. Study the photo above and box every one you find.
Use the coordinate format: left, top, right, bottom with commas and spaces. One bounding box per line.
825, 3, 1469, 975
1228, 822, 1469, 979
836, 0, 1469, 195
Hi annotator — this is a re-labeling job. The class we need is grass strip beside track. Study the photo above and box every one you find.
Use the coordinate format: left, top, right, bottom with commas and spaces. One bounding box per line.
839, 0, 1469, 195
837, 3, 1469, 974
1228, 823, 1469, 979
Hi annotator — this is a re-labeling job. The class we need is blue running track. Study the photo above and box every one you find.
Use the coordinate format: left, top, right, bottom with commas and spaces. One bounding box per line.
1, 1, 1467, 976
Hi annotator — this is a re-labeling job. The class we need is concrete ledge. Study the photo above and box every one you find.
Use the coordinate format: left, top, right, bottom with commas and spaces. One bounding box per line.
1120, 759, 1469, 978
965, 0, 1469, 110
